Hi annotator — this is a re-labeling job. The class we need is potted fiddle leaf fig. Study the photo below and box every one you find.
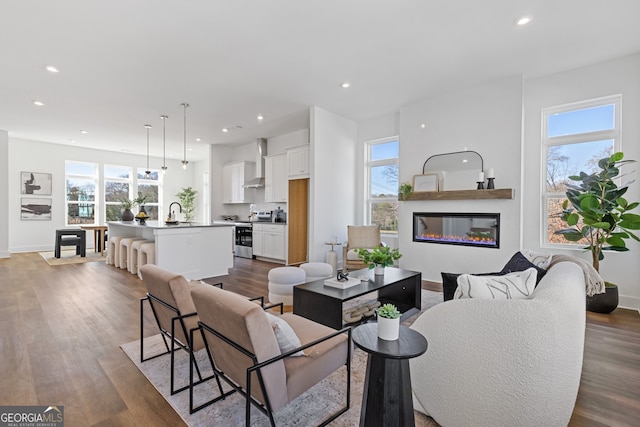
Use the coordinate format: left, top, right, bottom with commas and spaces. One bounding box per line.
356, 246, 402, 276
376, 303, 401, 340
555, 151, 640, 313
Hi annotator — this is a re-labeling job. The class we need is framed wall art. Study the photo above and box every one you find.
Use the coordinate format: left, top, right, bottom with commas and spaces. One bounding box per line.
21, 197, 52, 220
21, 171, 52, 195
413, 173, 439, 192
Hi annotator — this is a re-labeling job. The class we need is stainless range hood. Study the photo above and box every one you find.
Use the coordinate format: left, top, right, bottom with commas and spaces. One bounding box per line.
243, 138, 267, 188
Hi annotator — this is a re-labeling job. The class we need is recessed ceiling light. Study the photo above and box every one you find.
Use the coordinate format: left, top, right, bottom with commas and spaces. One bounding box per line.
462, 159, 468, 163
257, 115, 264, 121
341, 82, 351, 88
68, 139, 76, 143
80, 130, 88, 134
420, 123, 426, 129
45, 65, 59, 73
222, 128, 229, 133
195, 137, 201, 142
515, 16, 532, 26
33, 100, 45, 106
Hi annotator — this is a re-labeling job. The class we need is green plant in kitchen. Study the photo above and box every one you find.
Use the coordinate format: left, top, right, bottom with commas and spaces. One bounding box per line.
399, 182, 413, 201
376, 303, 401, 319
555, 152, 640, 272
176, 187, 198, 223
356, 246, 402, 269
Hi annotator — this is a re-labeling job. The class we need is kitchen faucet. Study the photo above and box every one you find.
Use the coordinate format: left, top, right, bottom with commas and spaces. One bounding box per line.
169, 202, 182, 220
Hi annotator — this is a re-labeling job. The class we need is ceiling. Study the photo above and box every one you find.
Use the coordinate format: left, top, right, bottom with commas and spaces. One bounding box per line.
2, 1, 640, 161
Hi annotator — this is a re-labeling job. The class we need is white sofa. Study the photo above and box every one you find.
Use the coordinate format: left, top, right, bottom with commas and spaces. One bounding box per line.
409, 261, 586, 426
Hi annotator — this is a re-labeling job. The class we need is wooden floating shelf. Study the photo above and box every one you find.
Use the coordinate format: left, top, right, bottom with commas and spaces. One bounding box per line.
402, 188, 514, 201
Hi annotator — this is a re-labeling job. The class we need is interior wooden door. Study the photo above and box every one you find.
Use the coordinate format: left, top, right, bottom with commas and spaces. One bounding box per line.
288, 178, 308, 265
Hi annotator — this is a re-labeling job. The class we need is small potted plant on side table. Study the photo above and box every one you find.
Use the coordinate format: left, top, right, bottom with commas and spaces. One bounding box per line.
377, 303, 401, 340
356, 246, 402, 276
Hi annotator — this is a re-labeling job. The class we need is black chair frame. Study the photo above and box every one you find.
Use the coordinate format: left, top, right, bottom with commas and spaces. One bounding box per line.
139, 281, 268, 395
189, 315, 351, 426
140, 281, 224, 395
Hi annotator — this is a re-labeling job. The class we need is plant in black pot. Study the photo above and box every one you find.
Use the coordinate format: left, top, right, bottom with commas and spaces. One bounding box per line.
555, 152, 640, 313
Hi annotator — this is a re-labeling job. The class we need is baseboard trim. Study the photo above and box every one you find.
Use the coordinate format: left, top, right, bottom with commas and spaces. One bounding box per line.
619, 295, 640, 311
0, 250, 10, 258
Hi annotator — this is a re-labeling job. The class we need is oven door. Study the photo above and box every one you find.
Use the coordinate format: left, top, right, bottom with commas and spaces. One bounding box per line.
234, 224, 253, 258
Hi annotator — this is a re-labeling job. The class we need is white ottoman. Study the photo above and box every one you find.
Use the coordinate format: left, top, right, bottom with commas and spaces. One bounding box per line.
300, 262, 333, 282
268, 267, 306, 306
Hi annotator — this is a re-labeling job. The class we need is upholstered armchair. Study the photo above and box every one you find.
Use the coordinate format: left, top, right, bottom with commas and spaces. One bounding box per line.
342, 225, 382, 272
139, 264, 223, 395
189, 282, 351, 425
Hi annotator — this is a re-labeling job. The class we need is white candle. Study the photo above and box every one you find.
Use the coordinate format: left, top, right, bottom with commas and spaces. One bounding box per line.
487, 168, 495, 179
478, 171, 485, 182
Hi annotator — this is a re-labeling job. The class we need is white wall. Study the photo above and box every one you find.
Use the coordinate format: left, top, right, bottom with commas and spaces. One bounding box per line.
0, 131, 9, 258
523, 53, 640, 309
8, 138, 193, 252
398, 76, 524, 281
310, 107, 358, 262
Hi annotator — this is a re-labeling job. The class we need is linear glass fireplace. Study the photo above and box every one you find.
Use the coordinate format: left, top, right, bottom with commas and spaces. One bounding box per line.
413, 212, 500, 248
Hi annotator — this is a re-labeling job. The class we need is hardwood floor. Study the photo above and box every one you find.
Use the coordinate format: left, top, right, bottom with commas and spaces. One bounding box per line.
0, 253, 638, 426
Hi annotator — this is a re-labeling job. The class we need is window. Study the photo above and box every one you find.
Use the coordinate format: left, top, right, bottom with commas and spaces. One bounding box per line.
137, 169, 161, 220
365, 138, 399, 234
104, 165, 132, 221
65, 161, 97, 225
542, 96, 621, 247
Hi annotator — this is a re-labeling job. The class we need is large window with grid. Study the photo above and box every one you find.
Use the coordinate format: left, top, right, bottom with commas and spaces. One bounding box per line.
104, 165, 132, 221
65, 161, 98, 225
137, 169, 161, 220
542, 95, 621, 247
365, 137, 399, 234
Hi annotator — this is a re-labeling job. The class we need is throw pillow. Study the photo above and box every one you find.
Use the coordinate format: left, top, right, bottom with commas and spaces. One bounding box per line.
441, 271, 503, 301
454, 268, 538, 300
500, 251, 547, 283
265, 312, 305, 357
521, 248, 553, 269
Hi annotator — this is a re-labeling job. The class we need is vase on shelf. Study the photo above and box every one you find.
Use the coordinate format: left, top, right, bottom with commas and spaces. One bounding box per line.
121, 208, 134, 222
374, 265, 385, 276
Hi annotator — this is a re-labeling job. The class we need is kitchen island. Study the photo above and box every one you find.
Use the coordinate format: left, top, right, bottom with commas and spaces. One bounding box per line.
107, 221, 234, 279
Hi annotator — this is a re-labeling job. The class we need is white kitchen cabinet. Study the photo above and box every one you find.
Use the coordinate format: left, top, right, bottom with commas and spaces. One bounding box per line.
222, 161, 255, 204
253, 223, 286, 261
265, 154, 288, 203
253, 223, 264, 256
286, 144, 310, 179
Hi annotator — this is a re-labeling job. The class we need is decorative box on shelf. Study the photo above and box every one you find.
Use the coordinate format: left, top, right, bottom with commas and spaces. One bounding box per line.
324, 277, 361, 289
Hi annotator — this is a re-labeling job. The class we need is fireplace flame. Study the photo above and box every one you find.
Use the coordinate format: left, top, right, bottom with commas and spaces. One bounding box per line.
417, 233, 496, 245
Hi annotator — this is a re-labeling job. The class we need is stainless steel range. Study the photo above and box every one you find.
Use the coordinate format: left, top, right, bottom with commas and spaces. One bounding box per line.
233, 212, 273, 259
234, 221, 254, 258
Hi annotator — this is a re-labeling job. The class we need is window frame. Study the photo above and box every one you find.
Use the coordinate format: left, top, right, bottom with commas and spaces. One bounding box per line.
541, 95, 622, 249
136, 168, 163, 220
104, 164, 133, 222
65, 160, 98, 226
364, 136, 399, 235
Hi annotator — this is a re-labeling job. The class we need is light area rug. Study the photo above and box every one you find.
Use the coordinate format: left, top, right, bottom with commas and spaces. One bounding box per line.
39, 249, 107, 266
120, 290, 443, 427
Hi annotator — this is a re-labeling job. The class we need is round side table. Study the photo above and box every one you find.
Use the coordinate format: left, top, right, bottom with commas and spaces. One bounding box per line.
352, 323, 428, 427
324, 241, 342, 274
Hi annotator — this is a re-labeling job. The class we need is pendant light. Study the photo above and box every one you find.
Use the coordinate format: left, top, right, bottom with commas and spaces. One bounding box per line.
181, 102, 189, 170
144, 124, 152, 178
160, 114, 168, 175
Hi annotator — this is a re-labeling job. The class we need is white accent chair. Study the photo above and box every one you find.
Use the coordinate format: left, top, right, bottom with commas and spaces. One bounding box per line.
409, 261, 586, 426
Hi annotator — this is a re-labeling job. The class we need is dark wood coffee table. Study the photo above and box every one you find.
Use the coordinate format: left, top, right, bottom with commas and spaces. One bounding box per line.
293, 267, 421, 330
352, 323, 428, 427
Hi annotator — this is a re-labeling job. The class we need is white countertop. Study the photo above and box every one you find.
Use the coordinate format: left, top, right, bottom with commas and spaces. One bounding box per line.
107, 221, 234, 229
